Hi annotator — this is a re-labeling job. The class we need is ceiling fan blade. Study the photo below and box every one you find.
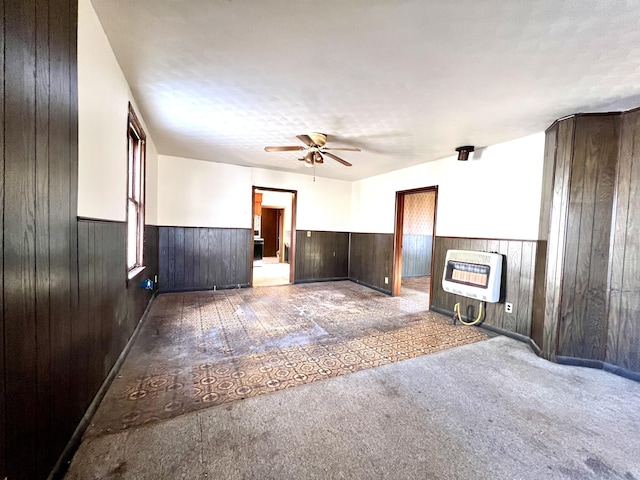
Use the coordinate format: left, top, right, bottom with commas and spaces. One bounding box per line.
296, 134, 315, 147
265, 146, 306, 152
323, 152, 352, 167
323, 147, 361, 152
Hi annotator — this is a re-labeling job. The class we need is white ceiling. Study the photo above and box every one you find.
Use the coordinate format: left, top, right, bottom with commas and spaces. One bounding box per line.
91, 0, 640, 181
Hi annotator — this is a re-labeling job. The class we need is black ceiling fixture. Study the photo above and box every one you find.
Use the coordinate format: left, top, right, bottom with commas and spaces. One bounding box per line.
455, 145, 475, 161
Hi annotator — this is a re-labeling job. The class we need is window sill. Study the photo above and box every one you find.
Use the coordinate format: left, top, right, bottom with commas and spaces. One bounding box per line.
127, 265, 147, 286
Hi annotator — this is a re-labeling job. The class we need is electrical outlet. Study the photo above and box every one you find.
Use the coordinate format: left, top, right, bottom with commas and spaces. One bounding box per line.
333, 251, 336, 256
384, 276, 389, 284
307, 231, 311, 237
505, 303, 513, 313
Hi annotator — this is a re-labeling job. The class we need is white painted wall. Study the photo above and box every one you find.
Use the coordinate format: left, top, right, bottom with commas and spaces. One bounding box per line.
157, 155, 352, 231
351, 133, 546, 240
252, 169, 352, 232
259, 190, 293, 238
78, 0, 159, 223
158, 157, 252, 228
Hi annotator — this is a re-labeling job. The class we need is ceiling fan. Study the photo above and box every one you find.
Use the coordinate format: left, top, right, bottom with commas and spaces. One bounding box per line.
264, 133, 360, 167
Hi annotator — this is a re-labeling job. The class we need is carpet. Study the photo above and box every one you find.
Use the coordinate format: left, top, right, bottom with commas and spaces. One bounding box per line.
67, 336, 640, 479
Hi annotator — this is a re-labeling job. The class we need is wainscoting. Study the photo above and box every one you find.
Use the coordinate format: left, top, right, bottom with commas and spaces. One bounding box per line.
431, 237, 539, 337
349, 233, 394, 294
158, 228, 390, 291
402, 234, 433, 277
295, 230, 349, 282
158, 226, 252, 292
77, 220, 158, 409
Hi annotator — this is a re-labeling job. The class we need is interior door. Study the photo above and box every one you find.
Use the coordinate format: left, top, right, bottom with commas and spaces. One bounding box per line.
261, 208, 278, 257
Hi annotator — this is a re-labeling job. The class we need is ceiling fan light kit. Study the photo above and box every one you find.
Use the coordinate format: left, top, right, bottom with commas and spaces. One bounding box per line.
455, 145, 475, 161
264, 132, 360, 169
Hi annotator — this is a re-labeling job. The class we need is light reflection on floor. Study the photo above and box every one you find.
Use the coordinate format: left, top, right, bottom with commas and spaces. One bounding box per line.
253, 256, 290, 286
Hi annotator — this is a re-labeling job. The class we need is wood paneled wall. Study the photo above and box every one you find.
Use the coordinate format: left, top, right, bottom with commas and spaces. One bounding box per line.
2, 3, 160, 477
607, 109, 640, 372
295, 230, 349, 282
539, 110, 640, 375
431, 237, 538, 337
77, 221, 158, 412
558, 115, 619, 359
349, 233, 394, 294
401, 234, 433, 277
539, 117, 576, 356
158, 227, 251, 292
1, 0, 79, 477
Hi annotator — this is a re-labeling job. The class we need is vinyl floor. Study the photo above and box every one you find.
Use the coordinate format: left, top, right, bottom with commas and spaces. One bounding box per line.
86, 280, 488, 437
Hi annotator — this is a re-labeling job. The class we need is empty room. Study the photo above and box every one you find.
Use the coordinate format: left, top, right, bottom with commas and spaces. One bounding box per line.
2, 1, 640, 479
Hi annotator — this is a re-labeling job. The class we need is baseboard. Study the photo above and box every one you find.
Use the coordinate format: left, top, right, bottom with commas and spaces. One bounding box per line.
430, 305, 638, 383
294, 277, 349, 284
348, 278, 391, 296
555, 356, 640, 382
48, 293, 158, 480
160, 283, 251, 293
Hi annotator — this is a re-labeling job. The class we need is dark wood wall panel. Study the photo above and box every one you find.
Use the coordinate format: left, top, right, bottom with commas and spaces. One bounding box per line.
77, 221, 158, 415
2, 0, 161, 475
401, 234, 433, 277
531, 241, 548, 349
349, 233, 394, 294
295, 230, 349, 282
1, 0, 85, 477
4, 1, 39, 475
557, 115, 619, 360
542, 117, 576, 356
0, 0, 5, 473
607, 109, 640, 371
159, 226, 251, 292
35, 0, 52, 472
539, 110, 640, 375
431, 237, 538, 336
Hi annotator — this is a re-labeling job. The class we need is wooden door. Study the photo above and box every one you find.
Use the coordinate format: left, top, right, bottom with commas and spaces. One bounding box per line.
261, 208, 279, 257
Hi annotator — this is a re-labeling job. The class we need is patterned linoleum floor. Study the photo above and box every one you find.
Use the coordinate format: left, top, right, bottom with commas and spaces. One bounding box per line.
402, 275, 430, 292
86, 280, 488, 437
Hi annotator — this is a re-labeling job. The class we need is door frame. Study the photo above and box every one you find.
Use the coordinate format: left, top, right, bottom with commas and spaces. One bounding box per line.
392, 186, 438, 304
251, 186, 297, 285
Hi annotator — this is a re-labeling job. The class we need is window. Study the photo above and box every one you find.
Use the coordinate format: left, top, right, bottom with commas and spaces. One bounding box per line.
127, 103, 146, 278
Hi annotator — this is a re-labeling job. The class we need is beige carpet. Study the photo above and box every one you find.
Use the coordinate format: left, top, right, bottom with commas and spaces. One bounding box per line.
67, 336, 640, 479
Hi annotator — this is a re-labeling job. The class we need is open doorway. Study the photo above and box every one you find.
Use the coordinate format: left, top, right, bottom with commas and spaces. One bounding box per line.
392, 186, 438, 307
252, 187, 296, 287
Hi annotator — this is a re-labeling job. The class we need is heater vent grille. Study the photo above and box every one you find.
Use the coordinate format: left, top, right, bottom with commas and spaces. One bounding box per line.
442, 249, 503, 303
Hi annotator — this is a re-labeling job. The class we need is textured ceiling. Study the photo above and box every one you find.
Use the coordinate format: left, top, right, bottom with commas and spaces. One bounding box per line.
91, 0, 640, 181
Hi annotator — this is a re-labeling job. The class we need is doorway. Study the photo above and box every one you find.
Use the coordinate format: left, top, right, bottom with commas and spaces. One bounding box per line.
251, 187, 296, 287
392, 186, 438, 307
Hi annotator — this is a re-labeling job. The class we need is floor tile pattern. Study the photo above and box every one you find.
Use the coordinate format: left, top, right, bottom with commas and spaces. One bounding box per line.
87, 281, 487, 437
402, 275, 430, 292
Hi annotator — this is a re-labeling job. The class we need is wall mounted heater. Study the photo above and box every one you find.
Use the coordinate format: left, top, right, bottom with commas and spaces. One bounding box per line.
442, 250, 503, 303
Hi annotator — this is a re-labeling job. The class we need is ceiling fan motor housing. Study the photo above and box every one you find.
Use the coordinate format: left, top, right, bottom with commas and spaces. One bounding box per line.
265, 132, 358, 167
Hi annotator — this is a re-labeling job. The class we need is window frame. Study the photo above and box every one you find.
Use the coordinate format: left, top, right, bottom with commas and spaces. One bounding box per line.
126, 103, 147, 281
